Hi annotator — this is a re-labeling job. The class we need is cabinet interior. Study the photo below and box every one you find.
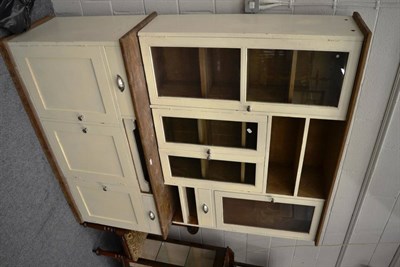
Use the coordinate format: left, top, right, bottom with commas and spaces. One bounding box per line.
267, 117, 305, 196
151, 47, 240, 100
298, 119, 346, 199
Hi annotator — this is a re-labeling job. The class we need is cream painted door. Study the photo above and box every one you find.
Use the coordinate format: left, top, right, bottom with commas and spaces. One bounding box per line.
215, 191, 324, 241
42, 120, 139, 186
10, 46, 118, 124
67, 179, 147, 230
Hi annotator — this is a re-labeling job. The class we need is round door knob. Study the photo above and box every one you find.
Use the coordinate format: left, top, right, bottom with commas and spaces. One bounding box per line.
116, 74, 125, 92
78, 115, 84, 121
202, 204, 209, 214
149, 211, 156, 221
82, 127, 88, 134
206, 149, 211, 160
247, 105, 252, 112
102, 186, 107, 192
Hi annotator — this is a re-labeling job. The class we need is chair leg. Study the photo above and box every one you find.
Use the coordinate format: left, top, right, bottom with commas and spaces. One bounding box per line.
93, 247, 126, 261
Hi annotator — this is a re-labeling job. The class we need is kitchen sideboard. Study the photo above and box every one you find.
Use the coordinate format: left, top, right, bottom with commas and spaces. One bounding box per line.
2, 12, 371, 244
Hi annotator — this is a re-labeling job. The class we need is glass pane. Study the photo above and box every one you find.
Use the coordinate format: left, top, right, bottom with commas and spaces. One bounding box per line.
169, 156, 256, 185
223, 198, 314, 233
293, 51, 348, 106
247, 49, 349, 107
247, 49, 292, 103
163, 117, 258, 150
151, 47, 240, 100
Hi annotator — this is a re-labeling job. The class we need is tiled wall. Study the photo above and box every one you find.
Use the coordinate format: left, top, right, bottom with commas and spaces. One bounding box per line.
51, 1, 400, 266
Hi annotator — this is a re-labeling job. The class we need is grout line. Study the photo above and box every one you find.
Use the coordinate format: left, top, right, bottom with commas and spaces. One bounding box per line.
389, 244, 400, 267
142, 0, 147, 15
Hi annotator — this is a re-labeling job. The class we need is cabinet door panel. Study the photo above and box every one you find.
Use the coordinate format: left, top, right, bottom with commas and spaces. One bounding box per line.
11, 46, 118, 124
215, 191, 324, 240
153, 108, 267, 157
42, 120, 138, 186
142, 193, 162, 235
159, 149, 264, 192
67, 179, 146, 230
196, 188, 215, 228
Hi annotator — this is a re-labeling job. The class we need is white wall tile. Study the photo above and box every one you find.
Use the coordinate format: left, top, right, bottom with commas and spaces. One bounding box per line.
247, 234, 270, 251
341, 244, 376, 267
201, 228, 225, 247
370, 243, 399, 267
316, 245, 341, 267
322, 233, 347, 246
111, 0, 145, 15
246, 250, 268, 267
167, 224, 181, 240
81, 1, 112, 15
350, 194, 396, 244
179, 226, 203, 244
295, 240, 315, 246
179, 0, 214, 13
269, 247, 295, 267
270, 237, 296, 247
144, 0, 179, 14
225, 231, 247, 262
292, 246, 319, 267
294, 6, 333, 15
52, 1, 83, 15
335, 7, 377, 31
215, 0, 243, 14
382, 103, 400, 151
381, 196, 400, 243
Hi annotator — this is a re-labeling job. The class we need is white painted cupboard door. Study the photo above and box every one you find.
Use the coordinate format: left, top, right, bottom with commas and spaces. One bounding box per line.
67, 179, 147, 230
42, 120, 140, 186
10, 46, 118, 124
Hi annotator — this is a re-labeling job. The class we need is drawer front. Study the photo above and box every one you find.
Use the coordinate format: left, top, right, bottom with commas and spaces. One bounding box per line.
42, 120, 140, 186
215, 191, 324, 241
10, 46, 119, 124
159, 149, 264, 193
153, 108, 267, 157
104, 46, 136, 119
141, 193, 162, 235
67, 179, 146, 231
195, 188, 215, 228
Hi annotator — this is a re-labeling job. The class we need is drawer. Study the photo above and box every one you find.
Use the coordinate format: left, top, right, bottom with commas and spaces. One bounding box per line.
215, 191, 324, 241
104, 46, 136, 119
67, 179, 146, 231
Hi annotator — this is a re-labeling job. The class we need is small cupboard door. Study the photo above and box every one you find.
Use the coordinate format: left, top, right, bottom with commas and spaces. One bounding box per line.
67, 179, 146, 230
10, 45, 119, 124
42, 120, 139, 186
152, 108, 267, 157
215, 191, 324, 241
159, 149, 264, 193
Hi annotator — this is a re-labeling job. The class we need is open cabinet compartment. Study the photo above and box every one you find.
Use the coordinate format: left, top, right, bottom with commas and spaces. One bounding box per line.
267, 116, 305, 196
151, 47, 240, 100
298, 119, 346, 199
246, 49, 349, 107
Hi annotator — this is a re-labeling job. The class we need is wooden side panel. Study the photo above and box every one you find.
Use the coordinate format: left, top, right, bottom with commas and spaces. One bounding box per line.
0, 16, 82, 223
315, 12, 373, 245
119, 12, 176, 239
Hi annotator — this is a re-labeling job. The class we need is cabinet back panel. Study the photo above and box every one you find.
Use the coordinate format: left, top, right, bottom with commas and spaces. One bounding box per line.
299, 119, 345, 198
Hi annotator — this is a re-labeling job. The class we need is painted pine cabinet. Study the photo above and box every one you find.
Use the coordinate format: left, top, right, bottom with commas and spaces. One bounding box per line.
139, 14, 369, 242
6, 16, 162, 235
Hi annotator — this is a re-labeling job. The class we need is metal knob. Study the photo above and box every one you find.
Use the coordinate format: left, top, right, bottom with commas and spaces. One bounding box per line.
149, 211, 156, 221
78, 115, 84, 121
102, 186, 107, 192
247, 105, 252, 112
82, 127, 88, 134
202, 204, 209, 214
207, 149, 211, 160
116, 74, 125, 92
